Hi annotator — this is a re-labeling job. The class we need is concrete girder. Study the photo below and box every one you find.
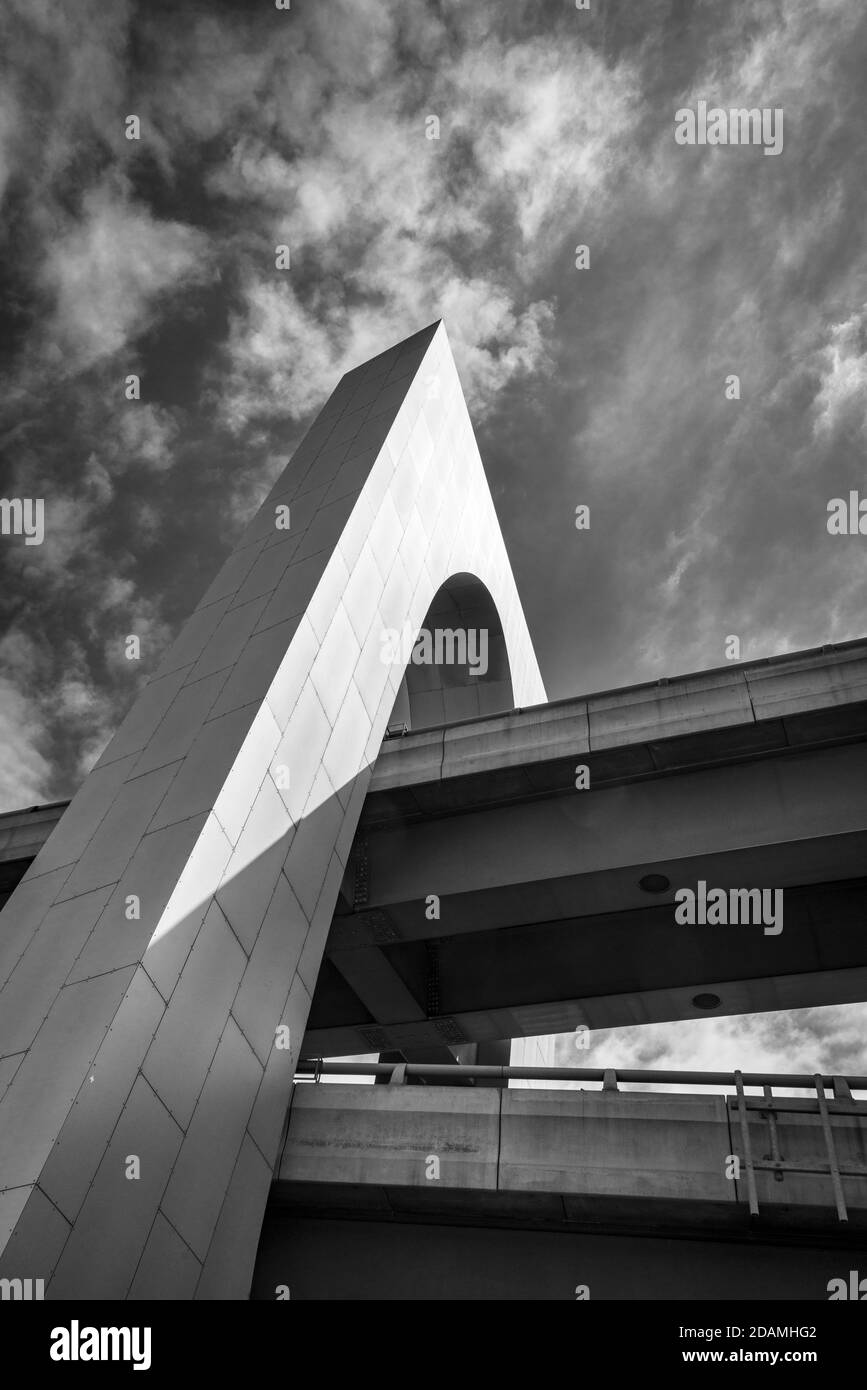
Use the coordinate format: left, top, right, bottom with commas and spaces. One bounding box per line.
299, 736, 867, 1053
337, 743, 867, 920
304, 876, 867, 1055
361, 637, 867, 823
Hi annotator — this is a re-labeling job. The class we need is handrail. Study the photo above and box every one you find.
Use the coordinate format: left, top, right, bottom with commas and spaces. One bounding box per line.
294, 1060, 867, 1222
294, 1061, 867, 1089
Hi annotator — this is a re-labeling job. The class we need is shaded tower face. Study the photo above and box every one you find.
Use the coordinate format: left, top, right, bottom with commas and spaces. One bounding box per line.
0, 320, 545, 1299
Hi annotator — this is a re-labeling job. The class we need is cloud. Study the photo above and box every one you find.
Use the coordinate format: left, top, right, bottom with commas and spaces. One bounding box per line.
0, 0, 132, 196
216, 271, 555, 431
812, 310, 867, 440
39, 182, 210, 373
112, 403, 181, 474
202, 13, 638, 432
449, 37, 638, 246
0, 87, 20, 212
541, 0, 867, 695
0, 677, 52, 810
551, 1003, 867, 1094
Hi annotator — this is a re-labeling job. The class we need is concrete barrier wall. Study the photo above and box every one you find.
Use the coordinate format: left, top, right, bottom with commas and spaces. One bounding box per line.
279, 1083, 867, 1219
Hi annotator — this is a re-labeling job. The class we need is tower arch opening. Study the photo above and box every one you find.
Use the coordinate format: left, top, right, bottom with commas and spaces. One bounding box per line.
388, 572, 514, 733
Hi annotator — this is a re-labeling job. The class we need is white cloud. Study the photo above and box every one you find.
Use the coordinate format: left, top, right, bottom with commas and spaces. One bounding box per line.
202, 16, 637, 431
452, 39, 638, 245
114, 404, 180, 473
812, 310, 867, 439
40, 182, 210, 373
0, 667, 52, 811
551, 1003, 867, 1093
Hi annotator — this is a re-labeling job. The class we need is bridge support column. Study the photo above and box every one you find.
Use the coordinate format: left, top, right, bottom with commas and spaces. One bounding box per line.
0, 322, 544, 1299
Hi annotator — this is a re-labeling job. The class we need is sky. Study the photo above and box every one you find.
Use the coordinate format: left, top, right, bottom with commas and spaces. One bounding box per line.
1, 0, 866, 1079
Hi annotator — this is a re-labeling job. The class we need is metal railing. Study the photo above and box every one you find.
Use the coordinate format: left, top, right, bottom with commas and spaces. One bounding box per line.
295, 1060, 867, 1089
730, 1070, 867, 1222
295, 1061, 867, 1221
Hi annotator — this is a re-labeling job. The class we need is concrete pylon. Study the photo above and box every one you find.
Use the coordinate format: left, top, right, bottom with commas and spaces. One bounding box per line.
0, 321, 545, 1299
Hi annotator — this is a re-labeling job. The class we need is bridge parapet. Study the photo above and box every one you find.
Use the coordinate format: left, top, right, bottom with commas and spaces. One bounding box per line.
276, 1066, 867, 1237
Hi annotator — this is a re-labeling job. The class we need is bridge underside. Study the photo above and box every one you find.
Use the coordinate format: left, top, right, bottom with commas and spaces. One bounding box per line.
304, 640, 867, 1057
252, 1214, 867, 1301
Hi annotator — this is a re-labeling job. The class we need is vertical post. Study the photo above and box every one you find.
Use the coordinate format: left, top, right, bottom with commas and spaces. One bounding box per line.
734, 1070, 760, 1216
814, 1074, 848, 1222
763, 1084, 784, 1183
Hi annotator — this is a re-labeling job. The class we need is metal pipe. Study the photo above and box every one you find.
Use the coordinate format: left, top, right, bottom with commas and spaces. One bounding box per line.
814, 1073, 849, 1222
763, 1084, 784, 1183
294, 1061, 867, 1090
734, 1070, 760, 1216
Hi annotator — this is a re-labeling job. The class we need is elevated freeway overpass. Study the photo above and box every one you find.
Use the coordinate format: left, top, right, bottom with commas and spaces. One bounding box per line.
3, 638, 866, 1067
306, 637, 867, 1056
